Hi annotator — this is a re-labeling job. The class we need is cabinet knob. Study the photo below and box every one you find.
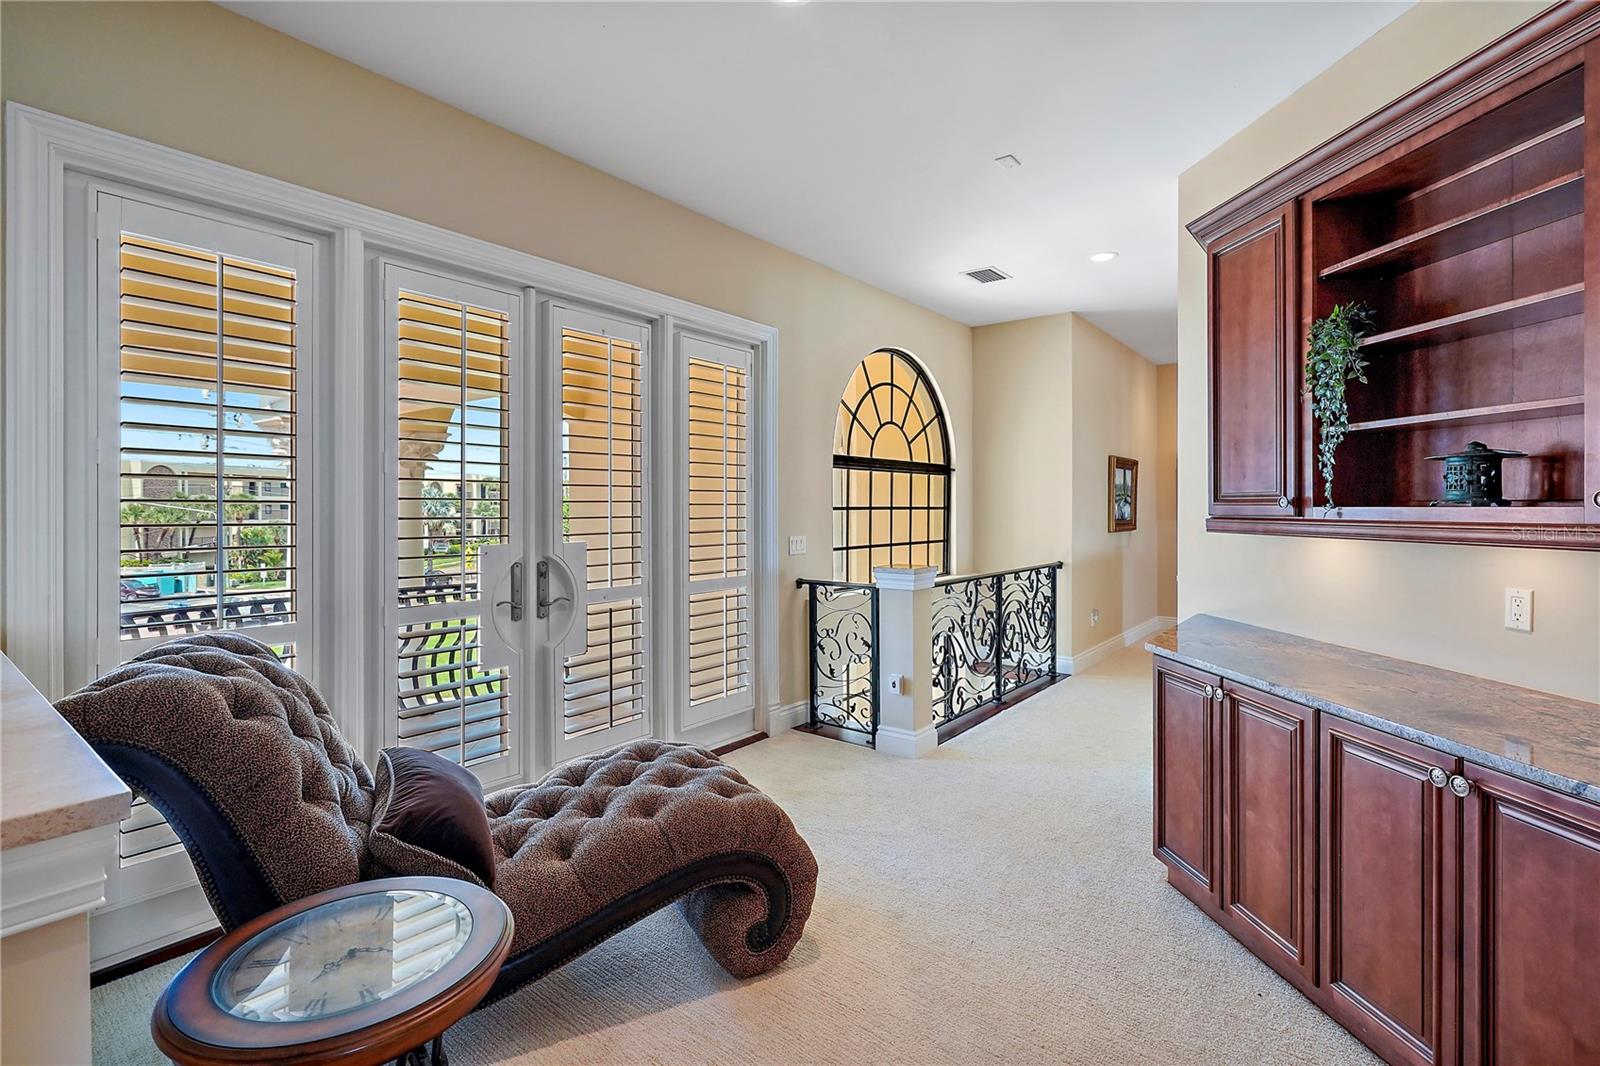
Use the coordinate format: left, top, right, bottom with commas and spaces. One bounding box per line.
1448, 774, 1474, 798
1278, 496, 1291, 510
1203, 684, 1215, 699
1593, 489, 1600, 507
1428, 767, 1449, 789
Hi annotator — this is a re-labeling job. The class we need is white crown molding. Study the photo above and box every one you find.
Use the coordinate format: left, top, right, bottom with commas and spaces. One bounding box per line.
0, 825, 118, 937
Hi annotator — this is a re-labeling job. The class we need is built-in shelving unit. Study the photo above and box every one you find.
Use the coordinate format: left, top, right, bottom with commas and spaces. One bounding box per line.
1308, 61, 1590, 517
1193, 7, 1600, 548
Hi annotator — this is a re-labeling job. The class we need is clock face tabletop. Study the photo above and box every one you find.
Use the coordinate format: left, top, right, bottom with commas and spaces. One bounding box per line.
153, 877, 513, 1065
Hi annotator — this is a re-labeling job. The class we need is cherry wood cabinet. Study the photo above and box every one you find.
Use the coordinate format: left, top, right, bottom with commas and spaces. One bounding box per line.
1461, 764, 1600, 1066
1220, 684, 1316, 985
1319, 716, 1460, 1066
1206, 203, 1300, 518
1151, 659, 1222, 914
1191, 6, 1600, 549
1150, 653, 1599, 1066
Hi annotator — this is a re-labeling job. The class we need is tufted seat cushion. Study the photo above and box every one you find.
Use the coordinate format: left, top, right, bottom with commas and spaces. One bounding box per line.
55, 633, 374, 912
485, 739, 817, 978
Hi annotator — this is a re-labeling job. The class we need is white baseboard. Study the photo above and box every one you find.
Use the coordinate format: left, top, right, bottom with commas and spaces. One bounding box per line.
767, 700, 809, 735
875, 722, 939, 758
1059, 615, 1176, 675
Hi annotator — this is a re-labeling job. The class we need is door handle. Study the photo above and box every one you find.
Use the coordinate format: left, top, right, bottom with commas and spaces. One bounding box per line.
495, 560, 525, 622
535, 559, 571, 620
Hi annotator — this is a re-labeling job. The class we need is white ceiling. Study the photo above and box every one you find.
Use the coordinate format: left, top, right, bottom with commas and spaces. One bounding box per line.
228, 1, 1411, 363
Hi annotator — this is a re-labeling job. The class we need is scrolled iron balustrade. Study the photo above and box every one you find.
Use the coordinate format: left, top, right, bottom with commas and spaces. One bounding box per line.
931, 561, 1061, 726
796, 578, 880, 739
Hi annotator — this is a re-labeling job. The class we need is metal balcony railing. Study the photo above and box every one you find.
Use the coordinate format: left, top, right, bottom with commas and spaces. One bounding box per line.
931, 561, 1062, 727
795, 578, 880, 741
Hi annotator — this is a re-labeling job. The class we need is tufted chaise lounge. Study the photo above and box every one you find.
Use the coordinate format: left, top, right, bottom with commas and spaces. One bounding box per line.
56, 633, 817, 1000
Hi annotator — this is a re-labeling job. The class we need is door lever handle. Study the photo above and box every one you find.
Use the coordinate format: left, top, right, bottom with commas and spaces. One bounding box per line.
495, 560, 525, 622
535, 559, 572, 619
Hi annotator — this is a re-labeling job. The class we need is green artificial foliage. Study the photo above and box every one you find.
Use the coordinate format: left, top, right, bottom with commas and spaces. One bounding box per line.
1304, 302, 1377, 513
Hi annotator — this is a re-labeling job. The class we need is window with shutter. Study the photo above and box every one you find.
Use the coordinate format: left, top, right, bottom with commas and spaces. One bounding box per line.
391, 280, 516, 771
116, 233, 298, 649
683, 339, 752, 721
100, 198, 313, 873
558, 319, 648, 745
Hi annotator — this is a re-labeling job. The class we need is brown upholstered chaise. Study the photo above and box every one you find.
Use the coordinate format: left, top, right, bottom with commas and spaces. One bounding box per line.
57, 633, 817, 999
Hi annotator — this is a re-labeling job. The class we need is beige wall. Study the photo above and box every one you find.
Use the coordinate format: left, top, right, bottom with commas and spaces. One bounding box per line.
1179, 1, 1600, 701
1156, 364, 1179, 620
971, 313, 1172, 659
971, 315, 1073, 574
1069, 316, 1161, 656
0, 1, 976, 708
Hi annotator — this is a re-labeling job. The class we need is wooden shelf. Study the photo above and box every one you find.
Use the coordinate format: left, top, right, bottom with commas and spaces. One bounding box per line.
1347, 395, 1584, 434
1321, 171, 1583, 279
1360, 284, 1584, 352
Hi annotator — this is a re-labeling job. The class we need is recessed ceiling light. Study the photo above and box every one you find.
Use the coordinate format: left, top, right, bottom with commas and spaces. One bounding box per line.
994, 154, 1022, 170
1089, 251, 1119, 263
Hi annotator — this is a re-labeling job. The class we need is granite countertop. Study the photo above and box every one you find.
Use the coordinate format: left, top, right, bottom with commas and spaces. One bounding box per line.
1147, 615, 1600, 804
1, 653, 130, 850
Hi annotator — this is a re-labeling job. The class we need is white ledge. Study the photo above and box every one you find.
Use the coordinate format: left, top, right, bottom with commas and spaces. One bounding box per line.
872, 566, 938, 592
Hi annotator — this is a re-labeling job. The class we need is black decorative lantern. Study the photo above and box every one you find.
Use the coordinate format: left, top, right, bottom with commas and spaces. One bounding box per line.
1426, 441, 1526, 507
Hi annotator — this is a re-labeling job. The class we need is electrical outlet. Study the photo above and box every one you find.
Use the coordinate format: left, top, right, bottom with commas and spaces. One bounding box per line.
788, 535, 807, 556
1504, 587, 1533, 632
1089, 608, 1101, 628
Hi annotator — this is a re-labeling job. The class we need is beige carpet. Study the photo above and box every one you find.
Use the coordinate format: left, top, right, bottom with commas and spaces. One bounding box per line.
91, 646, 1378, 1065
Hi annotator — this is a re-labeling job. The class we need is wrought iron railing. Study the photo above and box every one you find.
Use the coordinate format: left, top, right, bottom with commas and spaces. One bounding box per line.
931, 561, 1061, 727
796, 578, 880, 740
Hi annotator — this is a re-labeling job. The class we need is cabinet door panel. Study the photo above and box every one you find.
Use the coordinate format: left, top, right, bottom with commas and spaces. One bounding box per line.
1462, 764, 1600, 1066
1208, 202, 1299, 518
1321, 717, 1459, 1066
1153, 662, 1221, 910
1222, 686, 1315, 980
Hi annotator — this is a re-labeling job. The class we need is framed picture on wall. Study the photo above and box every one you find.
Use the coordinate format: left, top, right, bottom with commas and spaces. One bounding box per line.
1109, 456, 1138, 532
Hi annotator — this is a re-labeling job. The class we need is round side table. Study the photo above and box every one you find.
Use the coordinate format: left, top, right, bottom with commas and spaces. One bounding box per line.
152, 877, 514, 1066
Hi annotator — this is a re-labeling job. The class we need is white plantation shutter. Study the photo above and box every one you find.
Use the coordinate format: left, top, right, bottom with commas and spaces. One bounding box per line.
100, 199, 313, 873
116, 233, 299, 649
559, 321, 648, 744
391, 283, 515, 770
683, 337, 752, 722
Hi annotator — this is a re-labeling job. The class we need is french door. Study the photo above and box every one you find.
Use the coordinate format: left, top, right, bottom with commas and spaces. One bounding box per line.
382, 264, 527, 790
91, 191, 319, 943
545, 304, 654, 764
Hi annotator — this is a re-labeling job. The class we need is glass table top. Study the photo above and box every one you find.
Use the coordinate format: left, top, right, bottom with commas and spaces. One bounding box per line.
211, 889, 474, 1023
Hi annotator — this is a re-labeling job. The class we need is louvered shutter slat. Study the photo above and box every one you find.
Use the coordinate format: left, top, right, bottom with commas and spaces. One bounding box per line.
684, 352, 751, 711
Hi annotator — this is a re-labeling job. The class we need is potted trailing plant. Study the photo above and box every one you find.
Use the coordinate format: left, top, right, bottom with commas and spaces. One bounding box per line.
1304, 302, 1376, 514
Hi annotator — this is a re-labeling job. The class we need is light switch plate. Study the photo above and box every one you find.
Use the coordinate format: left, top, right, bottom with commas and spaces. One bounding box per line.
1504, 587, 1533, 632
788, 535, 807, 556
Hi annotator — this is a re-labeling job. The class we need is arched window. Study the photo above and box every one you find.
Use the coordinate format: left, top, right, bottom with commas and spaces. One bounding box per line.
832, 349, 952, 582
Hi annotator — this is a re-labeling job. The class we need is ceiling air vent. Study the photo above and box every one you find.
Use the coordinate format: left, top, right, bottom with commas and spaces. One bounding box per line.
962, 266, 1012, 284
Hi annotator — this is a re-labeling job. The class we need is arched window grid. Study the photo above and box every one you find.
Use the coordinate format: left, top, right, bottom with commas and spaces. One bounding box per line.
831, 349, 953, 583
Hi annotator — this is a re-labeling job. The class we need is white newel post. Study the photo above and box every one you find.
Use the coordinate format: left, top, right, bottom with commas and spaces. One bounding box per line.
872, 567, 939, 757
